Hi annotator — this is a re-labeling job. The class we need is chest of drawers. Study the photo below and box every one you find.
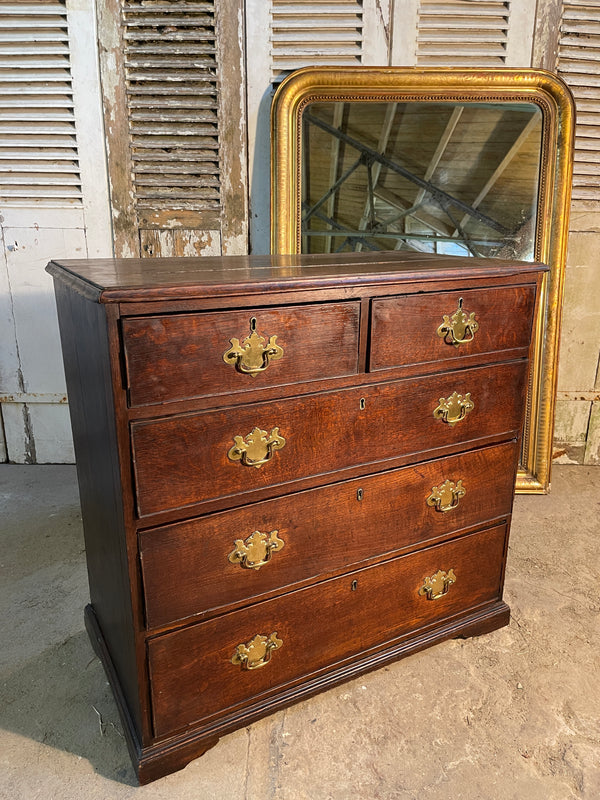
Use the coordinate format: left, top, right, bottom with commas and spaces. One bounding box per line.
48, 251, 546, 783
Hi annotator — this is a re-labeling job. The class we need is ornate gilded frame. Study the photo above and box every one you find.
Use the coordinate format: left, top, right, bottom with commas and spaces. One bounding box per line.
271, 67, 574, 494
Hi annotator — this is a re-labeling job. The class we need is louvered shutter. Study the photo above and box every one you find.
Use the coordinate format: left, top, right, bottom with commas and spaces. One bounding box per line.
270, 1, 365, 81
415, 0, 535, 67
0, 1, 82, 207
0, 0, 112, 464
417, 1, 510, 65
97, 0, 247, 257
246, 0, 388, 251
558, 1, 600, 205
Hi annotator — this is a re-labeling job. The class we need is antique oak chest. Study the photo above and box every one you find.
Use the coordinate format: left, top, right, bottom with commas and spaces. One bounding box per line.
48, 252, 546, 783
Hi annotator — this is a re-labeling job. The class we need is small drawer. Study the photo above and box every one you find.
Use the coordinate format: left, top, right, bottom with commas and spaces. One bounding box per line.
140, 441, 519, 628
370, 285, 536, 373
147, 523, 508, 737
131, 360, 528, 517
122, 301, 360, 406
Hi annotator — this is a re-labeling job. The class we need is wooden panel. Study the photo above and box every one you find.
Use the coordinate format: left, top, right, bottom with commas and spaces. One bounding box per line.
131, 360, 529, 516
148, 523, 507, 737
140, 440, 518, 628
123, 301, 361, 406
369, 284, 536, 372
139, 229, 221, 258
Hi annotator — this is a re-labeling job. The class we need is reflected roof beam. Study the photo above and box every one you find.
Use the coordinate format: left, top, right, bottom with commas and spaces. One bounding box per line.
305, 111, 510, 234
355, 103, 398, 252
325, 103, 345, 253
453, 114, 540, 236
413, 105, 464, 206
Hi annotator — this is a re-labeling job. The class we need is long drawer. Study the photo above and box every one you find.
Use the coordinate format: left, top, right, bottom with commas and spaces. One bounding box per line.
131, 360, 528, 517
122, 301, 361, 406
369, 285, 536, 373
140, 441, 519, 628
148, 523, 508, 737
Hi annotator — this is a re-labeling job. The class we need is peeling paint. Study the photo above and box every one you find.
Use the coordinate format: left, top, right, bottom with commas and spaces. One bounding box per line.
21, 403, 37, 465
375, 0, 390, 45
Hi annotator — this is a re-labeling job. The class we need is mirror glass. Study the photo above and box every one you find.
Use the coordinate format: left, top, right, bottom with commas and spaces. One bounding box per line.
302, 101, 542, 261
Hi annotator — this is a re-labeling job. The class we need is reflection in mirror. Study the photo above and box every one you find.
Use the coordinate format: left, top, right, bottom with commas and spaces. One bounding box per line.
302, 101, 542, 261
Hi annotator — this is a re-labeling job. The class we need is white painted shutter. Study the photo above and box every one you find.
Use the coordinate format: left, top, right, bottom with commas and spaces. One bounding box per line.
0, 1, 82, 207
414, 0, 535, 67
246, 0, 388, 252
416, 1, 510, 66
558, 1, 600, 204
270, 0, 365, 81
0, 0, 112, 463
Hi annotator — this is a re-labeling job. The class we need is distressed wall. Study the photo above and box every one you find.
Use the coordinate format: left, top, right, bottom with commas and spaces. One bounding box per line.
553, 213, 600, 465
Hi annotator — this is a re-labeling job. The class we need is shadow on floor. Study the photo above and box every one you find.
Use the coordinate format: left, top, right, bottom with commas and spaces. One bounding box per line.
1, 629, 137, 785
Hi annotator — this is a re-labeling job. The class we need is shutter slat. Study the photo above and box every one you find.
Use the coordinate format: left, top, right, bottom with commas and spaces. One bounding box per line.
0, 162, 80, 172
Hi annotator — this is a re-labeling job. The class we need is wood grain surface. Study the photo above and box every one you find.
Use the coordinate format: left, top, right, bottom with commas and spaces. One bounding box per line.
131, 361, 528, 517
140, 440, 519, 628
122, 301, 360, 406
148, 523, 508, 738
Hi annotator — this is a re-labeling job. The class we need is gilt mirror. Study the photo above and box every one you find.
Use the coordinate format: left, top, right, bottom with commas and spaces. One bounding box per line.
271, 68, 574, 493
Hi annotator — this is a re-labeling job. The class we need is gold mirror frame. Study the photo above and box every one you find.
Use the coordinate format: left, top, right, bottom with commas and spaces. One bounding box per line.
271, 67, 574, 494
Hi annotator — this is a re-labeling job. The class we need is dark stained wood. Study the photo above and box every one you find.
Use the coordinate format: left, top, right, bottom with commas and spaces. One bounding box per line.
51, 281, 141, 732
47, 252, 545, 783
46, 250, 546, 303
140, 440, 519, 628
148, 523, 508, 738
122, 301, 360, 406
131, 361, 528, 517
370, 284, 537, 372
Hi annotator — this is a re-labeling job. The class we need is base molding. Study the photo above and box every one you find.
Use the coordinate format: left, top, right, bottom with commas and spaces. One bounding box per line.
86, 601, 510, 784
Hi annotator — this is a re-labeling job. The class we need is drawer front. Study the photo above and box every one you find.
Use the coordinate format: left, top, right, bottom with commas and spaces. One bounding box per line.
140, 441, 518, 628
122, 302, 360, 406
370, 285, 536, 372
131, 360, 528, 517
148, 523, 507, 737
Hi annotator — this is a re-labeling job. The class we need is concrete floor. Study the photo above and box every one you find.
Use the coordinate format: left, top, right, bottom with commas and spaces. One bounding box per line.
1, 464, 599, 800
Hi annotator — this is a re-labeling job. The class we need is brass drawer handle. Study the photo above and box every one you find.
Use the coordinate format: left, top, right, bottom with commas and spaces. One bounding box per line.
231, 632, 283, 670
227, 426, 286, 468
223, 317, 283, 376
437, 298, 479, 347
426, 479, 466, 513
433, 391, 474, 426
418, 569, 456, 601
228, 529, 285, 570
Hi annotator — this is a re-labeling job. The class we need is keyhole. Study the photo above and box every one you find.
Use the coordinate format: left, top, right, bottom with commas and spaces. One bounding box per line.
250, 316, 257, 331
359, 397, 366, 410
351, 580, 358, 591
357, 488, 363, 501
